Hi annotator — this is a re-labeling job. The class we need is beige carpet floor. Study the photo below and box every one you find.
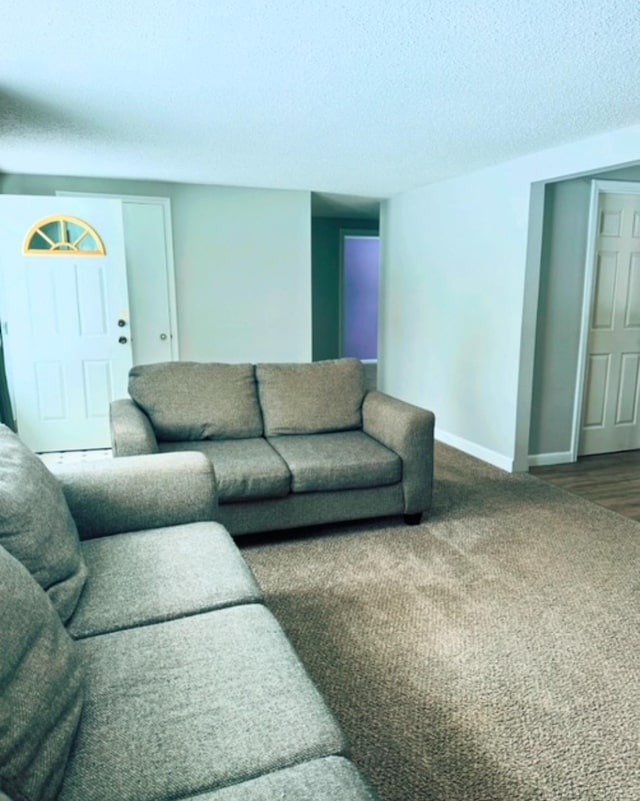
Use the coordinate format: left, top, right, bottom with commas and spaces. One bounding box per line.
240, 442, 640, 801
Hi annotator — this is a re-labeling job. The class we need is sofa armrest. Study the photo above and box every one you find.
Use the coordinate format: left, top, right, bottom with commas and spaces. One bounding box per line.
362, 391, 435, 516
51, 452, 218, 540
110, 398, 159, 456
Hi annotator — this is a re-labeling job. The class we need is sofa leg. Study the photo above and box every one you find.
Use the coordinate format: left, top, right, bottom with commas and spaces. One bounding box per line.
404, 512, 422, 526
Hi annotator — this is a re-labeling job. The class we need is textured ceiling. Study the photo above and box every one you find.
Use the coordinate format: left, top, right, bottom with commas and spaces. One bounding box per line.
2, 1, 640, 200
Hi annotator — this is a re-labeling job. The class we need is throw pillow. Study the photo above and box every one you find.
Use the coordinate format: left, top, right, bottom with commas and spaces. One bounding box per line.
128, 362, 263, 441
0, 545, 84, 801
0, 425, 88, 622
256, 358, 366, 436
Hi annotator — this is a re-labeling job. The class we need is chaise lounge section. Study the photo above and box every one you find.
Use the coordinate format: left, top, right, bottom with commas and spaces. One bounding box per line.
110, 358, 435, 535
0, 425, 378, 801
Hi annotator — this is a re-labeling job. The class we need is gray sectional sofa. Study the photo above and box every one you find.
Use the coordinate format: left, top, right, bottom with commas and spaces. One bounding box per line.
110, 358, 435, 535
0, 425, 378, 801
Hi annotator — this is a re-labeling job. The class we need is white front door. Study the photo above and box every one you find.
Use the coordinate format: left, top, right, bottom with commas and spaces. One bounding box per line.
0, 196, 132, 452
579, 191, 640, 455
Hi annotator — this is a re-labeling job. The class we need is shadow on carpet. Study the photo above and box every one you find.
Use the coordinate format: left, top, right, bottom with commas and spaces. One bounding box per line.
240, 443, 640, 801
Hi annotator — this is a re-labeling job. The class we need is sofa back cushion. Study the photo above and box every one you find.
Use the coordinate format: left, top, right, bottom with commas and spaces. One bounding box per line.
128, 362, 263, 441
0, 425, 88, 622
256, 358, 366, 436
0, 545, 85, 801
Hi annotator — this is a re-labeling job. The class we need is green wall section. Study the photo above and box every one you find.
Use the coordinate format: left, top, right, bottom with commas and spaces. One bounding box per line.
311, 217, 378, 361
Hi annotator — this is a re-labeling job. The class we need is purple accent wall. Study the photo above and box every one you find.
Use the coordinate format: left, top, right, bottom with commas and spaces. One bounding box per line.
343, 236, 380, 359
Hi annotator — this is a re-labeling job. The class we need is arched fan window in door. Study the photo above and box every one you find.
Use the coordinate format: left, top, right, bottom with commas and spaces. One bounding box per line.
23, 215, 106, 255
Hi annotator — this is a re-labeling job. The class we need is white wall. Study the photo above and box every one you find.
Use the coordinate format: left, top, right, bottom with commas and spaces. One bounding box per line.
170, 184, 311, 362
380, 122, 640, 471
0, 174, 312, 364
379, 168, 531, 470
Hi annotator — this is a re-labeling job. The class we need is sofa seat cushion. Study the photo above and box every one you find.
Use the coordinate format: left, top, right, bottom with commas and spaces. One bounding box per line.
158, 438, 291, 502
189, 756, 377, 800
57, 604, 346, 801
268, 431, 401, 493
129, 361, 263, 441
67, 522, 262, 639
0, 545, 84, 801
256, 358, 366, 436
0, 424, 87, 622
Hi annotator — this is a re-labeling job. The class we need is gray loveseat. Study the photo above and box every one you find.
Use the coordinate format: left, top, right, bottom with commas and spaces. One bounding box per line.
0, 425, 377, 801
110, 358, 435, 535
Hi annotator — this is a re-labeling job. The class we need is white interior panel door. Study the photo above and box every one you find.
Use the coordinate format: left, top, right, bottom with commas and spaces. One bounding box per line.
120, 200, 176, 364
0, 196, 132, 452
580, 192, 640, 455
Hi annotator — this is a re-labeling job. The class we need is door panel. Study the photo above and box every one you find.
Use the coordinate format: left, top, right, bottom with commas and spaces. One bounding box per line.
626, 254, 640, 325
580, 192, 640, 455
617, 354, 640, 423
592, 252, 616, 328
122, 201, 174, 364
583, 354, 609, 428
0, 196, 132, 451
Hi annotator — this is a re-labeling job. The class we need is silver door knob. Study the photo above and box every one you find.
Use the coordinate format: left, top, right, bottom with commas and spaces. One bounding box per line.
160, 333, 168, 341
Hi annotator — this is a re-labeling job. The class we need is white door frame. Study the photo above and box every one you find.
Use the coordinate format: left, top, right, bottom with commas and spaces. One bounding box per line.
56, 192, 180, 360
570, 179, 640, 460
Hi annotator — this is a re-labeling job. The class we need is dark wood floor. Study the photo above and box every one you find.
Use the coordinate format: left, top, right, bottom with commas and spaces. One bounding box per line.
530, 450, 640, 522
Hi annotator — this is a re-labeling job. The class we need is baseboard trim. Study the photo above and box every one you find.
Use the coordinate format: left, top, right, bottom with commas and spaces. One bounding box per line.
528, 451, 574, 467
435, 430, 514, 473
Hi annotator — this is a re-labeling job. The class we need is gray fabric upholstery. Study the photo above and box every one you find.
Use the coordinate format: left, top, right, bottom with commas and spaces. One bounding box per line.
189, 756, 378, 800
1, 428, 375, 801
256, 359, 366, 436
0, 546, 84, 801
129, 361, 263, 441
269, 431, 401, 493
68, 522, 263, 638
158, 438, 290, 501
0, 424, 87, 621
109, 360, 436, 531
51, 451, 218, 540
109, 398, 159, 456
58, 604, 346, 801
217, 483, 404, 536
362, 391, 435, 514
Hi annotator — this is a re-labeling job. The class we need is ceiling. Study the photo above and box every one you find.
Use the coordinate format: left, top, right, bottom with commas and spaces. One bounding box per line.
2, 1, 640, 204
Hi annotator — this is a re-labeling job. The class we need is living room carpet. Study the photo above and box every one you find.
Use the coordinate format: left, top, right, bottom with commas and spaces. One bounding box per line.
240, 443, 640, 801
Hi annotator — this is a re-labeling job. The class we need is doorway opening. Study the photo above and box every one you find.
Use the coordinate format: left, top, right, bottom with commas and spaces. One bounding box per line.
528, 171, 640, 468
340, 231, 380, 389
573, 180, 640, 458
